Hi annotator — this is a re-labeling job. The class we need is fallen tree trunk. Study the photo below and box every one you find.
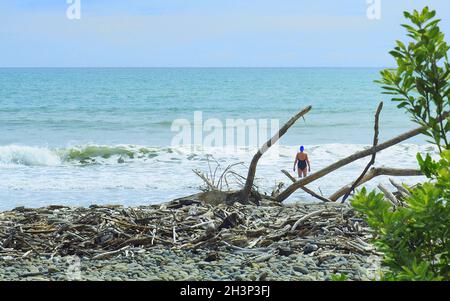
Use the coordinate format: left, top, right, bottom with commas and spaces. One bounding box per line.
328, 167, 422, 202
275, 111, 449, 203
237, 105, 312, 204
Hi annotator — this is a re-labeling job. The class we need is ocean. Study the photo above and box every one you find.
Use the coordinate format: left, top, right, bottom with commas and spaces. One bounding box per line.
0, 68, 435, 210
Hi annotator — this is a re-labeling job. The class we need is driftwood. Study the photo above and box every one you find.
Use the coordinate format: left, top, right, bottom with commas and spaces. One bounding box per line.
190, 106, 312, 206
214, 106, 312, 205
275, 110, 449, 203
281, 170, 331, 203
238, 106, 312, 204
329, 167, 422, 202
291, 209, 327, 231
389, 178, 411, 198
92, 246, 131, 260
190, 104, 447, 205
193, 161, 246, 192
281, 169, 297, 183
0, 202, 377, 260
341, 102, 383, 203
193, 169, 217, 191
378, 184, 400, 207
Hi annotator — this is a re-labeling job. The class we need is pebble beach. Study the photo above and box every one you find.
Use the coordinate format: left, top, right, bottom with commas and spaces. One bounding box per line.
0, 200, 382, 281
0, 245, 380, 281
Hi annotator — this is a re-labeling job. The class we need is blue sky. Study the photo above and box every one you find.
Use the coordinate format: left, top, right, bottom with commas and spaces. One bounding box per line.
1, 0, 450, 67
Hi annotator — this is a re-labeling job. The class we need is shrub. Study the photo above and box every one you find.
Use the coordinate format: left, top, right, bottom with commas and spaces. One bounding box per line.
351, 150, 450, 280
351, 7, 450, 281
377, 6, 450, 152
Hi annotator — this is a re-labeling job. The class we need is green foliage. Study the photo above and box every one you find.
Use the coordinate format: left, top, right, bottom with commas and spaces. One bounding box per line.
377, 7, 450, 151
352, 6, 450, 281
351, 150, 450, 281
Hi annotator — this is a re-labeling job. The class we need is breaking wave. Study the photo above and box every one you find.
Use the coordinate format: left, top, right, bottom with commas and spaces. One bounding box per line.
0, 143, 438, 167
0, 145, 61, 166
0, 144, 166, 166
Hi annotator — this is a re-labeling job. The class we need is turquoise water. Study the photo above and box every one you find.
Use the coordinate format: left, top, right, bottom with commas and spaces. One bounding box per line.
0, 68, 420, 146
0, 68, 431, 210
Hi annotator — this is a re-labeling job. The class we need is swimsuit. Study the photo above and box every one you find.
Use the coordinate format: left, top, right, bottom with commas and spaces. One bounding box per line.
297, 156, 307, 171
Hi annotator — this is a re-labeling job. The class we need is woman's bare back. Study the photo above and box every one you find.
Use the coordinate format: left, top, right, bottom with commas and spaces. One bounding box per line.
297, 152, 308, 161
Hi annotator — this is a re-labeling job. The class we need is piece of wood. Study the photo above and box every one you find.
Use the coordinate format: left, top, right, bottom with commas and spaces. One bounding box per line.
342, 102, 383, 203
281, 170, 331, 202
275, 110, 449, 203
329, 167, 422, 201
193, 169, 217, 191
253, 252, 277, 263
240, 106, 312, 203
221, 241, 272, 254
173, 226, 177, 244
151, 229, 156, 245
389, 178, 411, 197
378, 184, 400, 207
92, 245, 130, 260
271, 182, 285, 198
217, 162, 245, 190
281, 170, 297, 182
291, 209, 327, 231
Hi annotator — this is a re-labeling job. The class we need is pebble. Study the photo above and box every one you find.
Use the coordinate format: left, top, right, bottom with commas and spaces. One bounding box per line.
303, 243, 319, 254
293, 266, 309, 274
0, 246, 379, 281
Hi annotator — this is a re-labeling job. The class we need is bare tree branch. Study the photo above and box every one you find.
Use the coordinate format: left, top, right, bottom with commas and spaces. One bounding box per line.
378, 184, 400, 207
341, 102, 383, 203
275, 111, 449, 203
328, 167, 422, 202
281, 170, 331, 202
240, 106, 312, 203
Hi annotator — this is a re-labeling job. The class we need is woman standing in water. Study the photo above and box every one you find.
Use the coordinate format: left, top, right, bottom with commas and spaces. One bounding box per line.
293, 146, 311, 178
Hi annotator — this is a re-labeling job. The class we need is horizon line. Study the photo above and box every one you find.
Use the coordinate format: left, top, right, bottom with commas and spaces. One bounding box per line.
0, 66, 392, 69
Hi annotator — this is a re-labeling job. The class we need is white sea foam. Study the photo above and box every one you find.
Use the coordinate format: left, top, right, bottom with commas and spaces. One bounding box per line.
0, 143, 438, 170
0, 145, 61, 166
0, 143, 438, 210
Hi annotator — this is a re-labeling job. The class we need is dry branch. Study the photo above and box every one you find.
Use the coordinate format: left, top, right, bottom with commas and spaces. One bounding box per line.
193, 169, 217, 191
291, 209, 327, 231
239, 106, 312, 203
281, 169, 297, 183
378, 184, 400, 207
92, 246, 131, 260
281, 170, 331, 202
389, 178, 411, 197
329, 167, 422, 202
0, 201, 379, 266
342, 102, 383, 203
275, 110, 449, 203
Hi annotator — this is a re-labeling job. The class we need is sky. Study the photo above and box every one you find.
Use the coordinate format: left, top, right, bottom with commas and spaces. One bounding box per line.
1, 0, 450, 67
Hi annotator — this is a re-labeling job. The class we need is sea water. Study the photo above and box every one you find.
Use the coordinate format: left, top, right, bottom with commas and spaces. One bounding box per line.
0, 68, 435, 210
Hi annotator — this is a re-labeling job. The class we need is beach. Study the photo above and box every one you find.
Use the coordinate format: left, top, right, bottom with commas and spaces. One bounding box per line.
0, 201, 381, 281
1, 0, 449, 289
0, 68, 428, 281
